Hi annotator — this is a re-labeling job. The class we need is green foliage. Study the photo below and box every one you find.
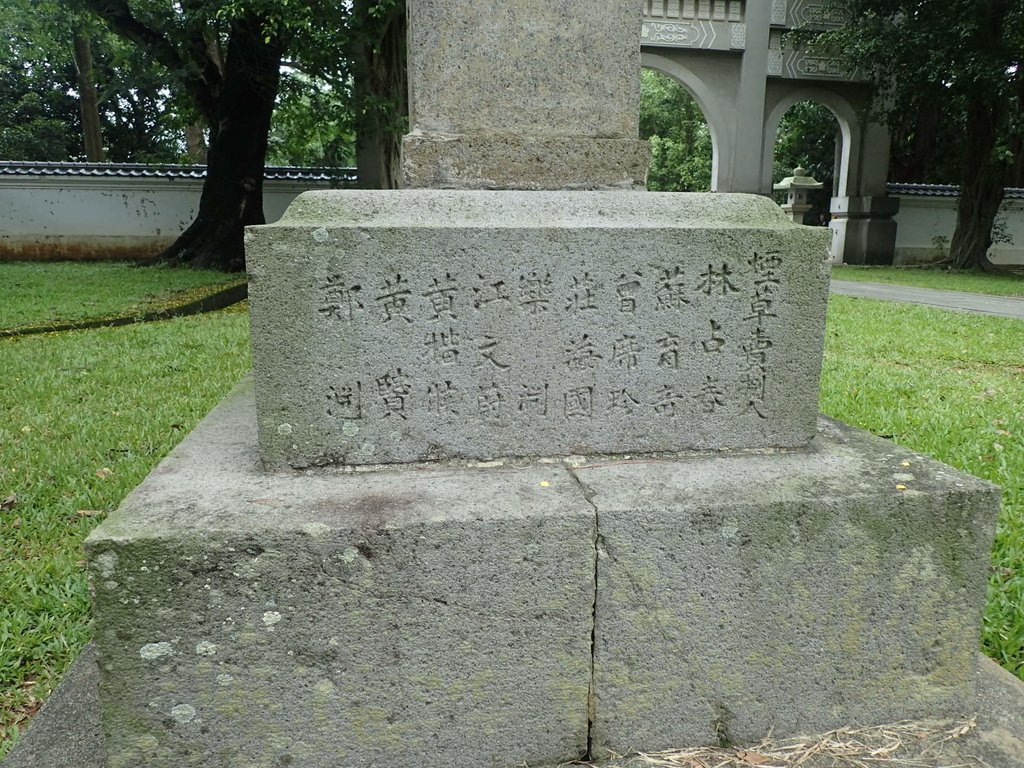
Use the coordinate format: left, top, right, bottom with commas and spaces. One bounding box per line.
814, 1, 1024, 124
0, 74, 79, 161
268, 71, 356, 168
640, 69, 712, 192
810, 1, 1024, 267
774, 102, 837, 187
773, 101, 839, 223
0, 2, 81, 159
0, 0, 189, 162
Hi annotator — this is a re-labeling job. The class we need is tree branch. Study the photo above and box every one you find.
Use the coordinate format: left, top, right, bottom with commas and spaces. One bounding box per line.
74, 0, 219, 120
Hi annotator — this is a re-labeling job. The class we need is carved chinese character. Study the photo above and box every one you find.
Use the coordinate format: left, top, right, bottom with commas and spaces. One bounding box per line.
611, 334, 642, 370
376, 368, 412, 419
655, 266, 689, 311
745, 298, 777, 325
657, 334, 680, 369
615, 271, 642, 313
423, 273, 459, 320
700, 320, 726, 354
519, 271, 553, 315
749, 250, 783, 284
564, 334, 603, 370
750, 251, 783, 311
743, 326, 773, 369
427, 381, 461, 415
609, 388, 642, 414
741, 371, 769, 419
319, 276, 363, 321
697, 263, 740, 296
375, 274, 412, 324
652, 385, 685, 417
475, 335, 512, 370
695, 375, 726, 414
478, 383, 504, 420
518, 383, 549, 417
565, 273, 598, 312
564, 387, 594, 418
473, 275, 513, 309
327, 382, 362, 419
423, 328, 461, 365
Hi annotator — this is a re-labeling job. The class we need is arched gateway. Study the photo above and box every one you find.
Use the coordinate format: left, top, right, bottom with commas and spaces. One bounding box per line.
640, 0, 898, 264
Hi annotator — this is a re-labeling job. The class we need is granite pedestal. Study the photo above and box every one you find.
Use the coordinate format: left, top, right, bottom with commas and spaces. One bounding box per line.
84, 381, 998, 767
246, 191, 831, 469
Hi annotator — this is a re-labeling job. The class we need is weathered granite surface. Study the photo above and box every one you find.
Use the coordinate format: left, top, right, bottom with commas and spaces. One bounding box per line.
8, 647, 1024, 768
578, 416, 999, 753
85, 380, 594, 768
246, 190, 831, 468
406, 0, 640, 138
402, 0, 648, 188
82, 381, 999, 767
402, 134, 650, 190
0, 645, 103, 768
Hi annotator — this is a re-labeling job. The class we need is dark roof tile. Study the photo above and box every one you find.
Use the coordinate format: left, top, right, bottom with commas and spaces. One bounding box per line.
0, 161, 357, 184
888, 182, 1024, 199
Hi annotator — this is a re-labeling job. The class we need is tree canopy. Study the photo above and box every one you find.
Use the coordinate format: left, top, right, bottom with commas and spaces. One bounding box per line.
0, 0, 188, 162
640, 69, 713, 192
813, 0, 1024, 269
774, 101, 839, 224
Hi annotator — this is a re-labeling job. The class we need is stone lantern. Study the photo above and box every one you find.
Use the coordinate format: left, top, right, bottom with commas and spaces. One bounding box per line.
774, 166, 824, 225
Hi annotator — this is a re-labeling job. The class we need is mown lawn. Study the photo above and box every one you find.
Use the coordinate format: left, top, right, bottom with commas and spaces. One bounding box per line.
820, 295, 1024, 676
832, 265, 1024, 297
0, 268, 1022, 758
0, 262, 242, 331
0, 308, 251, 756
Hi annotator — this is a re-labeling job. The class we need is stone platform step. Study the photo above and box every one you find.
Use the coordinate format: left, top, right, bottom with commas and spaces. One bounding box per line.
4, 645, 1023, 768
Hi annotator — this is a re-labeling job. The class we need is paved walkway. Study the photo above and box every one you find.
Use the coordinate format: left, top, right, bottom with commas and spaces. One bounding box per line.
831, 280, 1024, 319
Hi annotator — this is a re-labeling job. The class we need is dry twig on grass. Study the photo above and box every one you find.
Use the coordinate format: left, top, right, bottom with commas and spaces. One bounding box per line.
565, 718, 987, 768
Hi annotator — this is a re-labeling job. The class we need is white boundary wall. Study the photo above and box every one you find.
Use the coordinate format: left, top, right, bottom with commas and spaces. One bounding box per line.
0, 166, 346, 261
892, 189, 1024, 267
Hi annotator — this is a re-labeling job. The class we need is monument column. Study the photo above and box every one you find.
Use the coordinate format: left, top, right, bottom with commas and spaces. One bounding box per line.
401, 0, 650, 190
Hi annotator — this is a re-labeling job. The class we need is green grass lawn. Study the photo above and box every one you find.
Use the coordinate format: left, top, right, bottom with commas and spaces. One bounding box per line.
0, 262, 242, 331
0, 272, 1022, 758
832, 265, 1024, 297
820, 295, 1024, 676
0, 309, 251, 755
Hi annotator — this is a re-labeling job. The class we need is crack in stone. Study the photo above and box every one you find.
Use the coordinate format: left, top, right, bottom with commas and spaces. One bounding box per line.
567, 466, 600, 761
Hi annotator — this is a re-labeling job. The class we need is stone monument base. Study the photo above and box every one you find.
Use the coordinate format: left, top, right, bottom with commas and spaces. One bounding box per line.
85, 379, 998, 768
401, 134, 650, 189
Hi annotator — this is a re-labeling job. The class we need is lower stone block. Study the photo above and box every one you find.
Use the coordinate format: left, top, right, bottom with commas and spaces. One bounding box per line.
86, 381, 998, 766
86, 380, 595, 768
577, 417, 999, 754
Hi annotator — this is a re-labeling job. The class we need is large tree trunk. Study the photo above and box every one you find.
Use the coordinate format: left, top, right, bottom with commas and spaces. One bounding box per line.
352, 0, 407, 189
156, 17, 284, 271
72, 34, 105, 162
948, 97, 1005, 271
184, 123, 207, 164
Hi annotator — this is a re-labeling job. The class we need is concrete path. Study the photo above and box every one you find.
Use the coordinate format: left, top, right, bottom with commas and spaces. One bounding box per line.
831, 279, 1024, 319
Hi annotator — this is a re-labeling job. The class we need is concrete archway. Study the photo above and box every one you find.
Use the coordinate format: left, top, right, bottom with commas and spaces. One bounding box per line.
638, 4, 898, 264
641, 51, 727, 192
762, 87, 860, 199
